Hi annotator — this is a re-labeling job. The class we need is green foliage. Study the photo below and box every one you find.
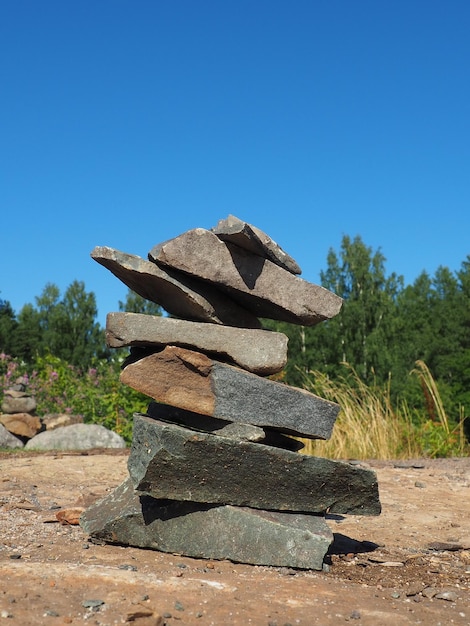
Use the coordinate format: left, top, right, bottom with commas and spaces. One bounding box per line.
119, 289, 163, 316
0, 352, 149, 444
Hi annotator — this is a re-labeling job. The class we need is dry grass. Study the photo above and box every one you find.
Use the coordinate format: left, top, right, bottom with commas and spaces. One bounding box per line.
300, 361, 468, 460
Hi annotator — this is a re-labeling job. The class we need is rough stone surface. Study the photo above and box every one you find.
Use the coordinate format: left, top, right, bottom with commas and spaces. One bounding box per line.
128, 414, 381, 515
0, 423, 24, 448
91, 245, 261, 328
146, 402, 304, 451
24, 423, 127, 450
121, 346, 340, 439
106, 312, 287, 375
41, 413, 84, 431
148, 228, 342, 326
1, 395, 37, 414
211, 214, 302, 275
80, 478, 333, 570
0, 413, 42, 438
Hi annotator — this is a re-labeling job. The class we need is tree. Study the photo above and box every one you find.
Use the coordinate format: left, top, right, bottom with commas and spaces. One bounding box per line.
312, 235, 403, 384
0, 298, 18, 356
11, 282, 107, 369
119, 289, 163, 316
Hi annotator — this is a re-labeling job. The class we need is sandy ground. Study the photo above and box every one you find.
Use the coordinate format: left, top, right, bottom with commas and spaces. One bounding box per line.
0, 449, 469, 625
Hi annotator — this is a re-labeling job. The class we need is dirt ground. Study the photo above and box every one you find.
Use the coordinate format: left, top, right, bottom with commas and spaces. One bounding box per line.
1, 450, 469, 626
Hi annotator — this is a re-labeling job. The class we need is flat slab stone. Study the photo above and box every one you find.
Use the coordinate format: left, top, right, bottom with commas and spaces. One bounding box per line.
148, 229, 342, 326
91, 246, 261, 328
211, 214, 302, 274
128, 414, 382, 516
80, 478, 333, 569
146, 402, 304, 451
106, 312, 287, 375
120, 346, 339, 439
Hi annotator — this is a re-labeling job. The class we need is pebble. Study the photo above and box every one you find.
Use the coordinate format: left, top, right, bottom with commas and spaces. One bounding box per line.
119, 564, 138, 571
349, 610, 361, 619
414, 481, 426, 488
81, 599, 105, 609
435, 591, 458, 602
174, 601, 185, 611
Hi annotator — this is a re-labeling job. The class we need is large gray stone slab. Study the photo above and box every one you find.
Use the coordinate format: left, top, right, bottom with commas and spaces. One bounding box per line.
106, 312, 287, 375
80, 477, 333, 569
91, 246, 261, 328
128, 414, 381, 516
211, 214, 302, 275
24, 424, 126, 450
121, 346, 339, 439
148, 228, 342, 326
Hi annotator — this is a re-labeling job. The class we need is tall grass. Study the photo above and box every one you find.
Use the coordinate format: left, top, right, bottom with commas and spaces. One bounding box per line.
301, 361, 468, 460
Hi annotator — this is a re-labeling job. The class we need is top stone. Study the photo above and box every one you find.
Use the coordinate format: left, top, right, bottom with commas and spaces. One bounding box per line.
149, 229, 342, 326
211, 214, 302, 275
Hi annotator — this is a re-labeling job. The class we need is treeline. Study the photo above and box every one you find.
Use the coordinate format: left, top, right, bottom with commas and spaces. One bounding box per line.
266, 235, 470, 425
1, 235, 469, 427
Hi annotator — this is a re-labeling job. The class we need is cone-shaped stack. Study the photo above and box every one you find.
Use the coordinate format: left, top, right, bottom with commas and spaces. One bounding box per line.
81, 215, 381, 570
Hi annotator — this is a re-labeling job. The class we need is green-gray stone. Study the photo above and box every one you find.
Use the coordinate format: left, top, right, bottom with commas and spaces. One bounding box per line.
128, 414, 381, 516
80, 478, 333, 570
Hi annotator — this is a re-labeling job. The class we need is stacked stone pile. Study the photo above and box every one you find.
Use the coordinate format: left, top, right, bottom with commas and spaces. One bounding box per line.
0, 377, 125, 450
81, 215, 381, 570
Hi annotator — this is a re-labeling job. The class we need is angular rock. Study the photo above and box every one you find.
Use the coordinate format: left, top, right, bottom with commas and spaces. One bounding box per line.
91, 246, 261, 328
128, 414, 381, 516
121, 346, 339, 439
146, 401, 304, 451
24, 423, 126, 450
0, 423, 24, 449
41, 413, 84, 431
211, 214, 302, 275
80, 478, 333, 570
148, 228, 342, 326
1, 395, 37, 414
106, 312, 288, 375
0, 413, 41, 438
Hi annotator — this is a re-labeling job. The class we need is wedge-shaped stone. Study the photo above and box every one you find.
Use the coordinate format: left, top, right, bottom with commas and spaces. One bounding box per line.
146, 402, 304, 451
80, 478, 333, 569
91, 246, 261, 328
211, 214, 302, 275
121, 346, 339, 439
128, 414, 382, 516
107, 312, 287, 375
148, 229, 342, 326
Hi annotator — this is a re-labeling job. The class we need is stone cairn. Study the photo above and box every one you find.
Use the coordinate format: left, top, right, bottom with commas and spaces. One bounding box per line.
80, 215, 381, 570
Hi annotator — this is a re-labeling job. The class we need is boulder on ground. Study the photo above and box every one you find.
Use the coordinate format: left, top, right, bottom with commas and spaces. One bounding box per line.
25, 423, 126, 450
0, 423, 24, 449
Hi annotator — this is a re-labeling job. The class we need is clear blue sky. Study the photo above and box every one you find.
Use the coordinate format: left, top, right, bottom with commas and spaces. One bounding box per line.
1, 1, 469, 326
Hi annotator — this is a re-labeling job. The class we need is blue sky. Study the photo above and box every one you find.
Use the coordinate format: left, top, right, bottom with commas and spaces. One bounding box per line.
1, 1, 469, 326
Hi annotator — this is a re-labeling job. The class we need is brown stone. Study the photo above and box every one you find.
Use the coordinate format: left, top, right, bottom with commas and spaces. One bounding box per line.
91, 245, 261, 328
120, 346, 339, 439
148, 228, 342, 326
106, 312, 288, 375
211, 214, 302, 274
0, 413, 42, 438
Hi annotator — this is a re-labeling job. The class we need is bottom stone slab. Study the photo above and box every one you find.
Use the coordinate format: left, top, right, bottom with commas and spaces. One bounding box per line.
80, 478, 333, 570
